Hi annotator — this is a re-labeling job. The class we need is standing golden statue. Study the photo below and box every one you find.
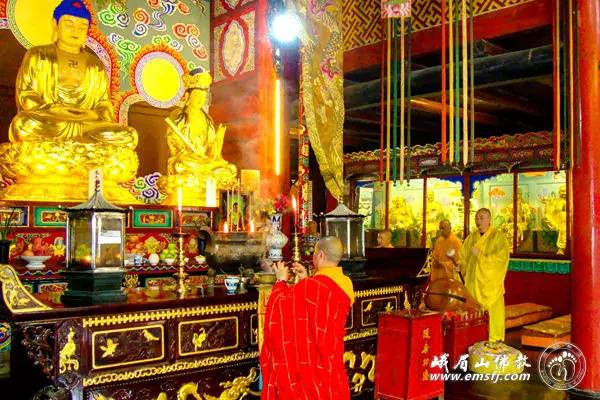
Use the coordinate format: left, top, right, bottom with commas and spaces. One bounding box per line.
541, 185, 567, 254
0, 0, 138, 202
160, 68, 236, 206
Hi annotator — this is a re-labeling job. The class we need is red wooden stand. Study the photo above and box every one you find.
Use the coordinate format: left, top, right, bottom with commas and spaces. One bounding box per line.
375, 310, 444, 400
442, 310, 488, 368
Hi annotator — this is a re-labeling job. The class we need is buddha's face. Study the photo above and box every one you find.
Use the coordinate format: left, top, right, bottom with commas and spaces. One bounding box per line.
56, 15, 89, 50
187, 88, 208, 109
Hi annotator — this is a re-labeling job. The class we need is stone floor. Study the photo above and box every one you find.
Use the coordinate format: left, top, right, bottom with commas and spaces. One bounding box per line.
442, 329, 598, 400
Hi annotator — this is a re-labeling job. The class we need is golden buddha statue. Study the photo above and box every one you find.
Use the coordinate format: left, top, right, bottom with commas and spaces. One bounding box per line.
498, 190, 533, 246
425, 191, 445, 247
159, 68, 236, 206
389, 196, 416, 230
0, 0, 138, 202
541, 185, 567, 254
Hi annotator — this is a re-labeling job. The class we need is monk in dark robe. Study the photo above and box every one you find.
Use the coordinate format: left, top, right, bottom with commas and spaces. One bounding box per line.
260, 236, 355, 400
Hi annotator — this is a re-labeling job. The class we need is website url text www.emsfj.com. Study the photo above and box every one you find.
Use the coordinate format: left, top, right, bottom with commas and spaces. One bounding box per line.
429, 372, 531, 383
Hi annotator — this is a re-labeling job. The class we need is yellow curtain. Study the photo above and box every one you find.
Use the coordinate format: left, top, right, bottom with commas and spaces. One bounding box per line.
294, 0, 344, 201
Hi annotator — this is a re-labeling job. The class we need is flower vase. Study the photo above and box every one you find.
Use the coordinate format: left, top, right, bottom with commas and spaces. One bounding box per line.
0, 240, 10, 264
266, 213, 288, 261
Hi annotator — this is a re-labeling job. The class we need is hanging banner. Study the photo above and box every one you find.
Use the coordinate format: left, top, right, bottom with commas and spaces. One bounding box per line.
294, 0, 345, 201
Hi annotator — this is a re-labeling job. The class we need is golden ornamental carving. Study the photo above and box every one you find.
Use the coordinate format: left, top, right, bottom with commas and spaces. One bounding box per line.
345, 350, 376, 394
361, 296, 398, 327
385, 301, 394, 312
355, 286, 403, 299
351, 373, 366, 393
100, 338, 118, 358
344, 328, 378, 342
343, 351, 356, 369
192, 328, 207, 351
179, 316, 239, 356
82, 302, 257, 328
249, 313, 258, 346
177, 382, 202, 400
59, 327, 79, 373
143, 329, 160, 342
123, 274, 140, 289
203, 367, 261, 400
93, 395, 115, 400
92, 325, 165, 370
0, 264, 50, 313
360, 352, 376, 382
83, 351, 259, 387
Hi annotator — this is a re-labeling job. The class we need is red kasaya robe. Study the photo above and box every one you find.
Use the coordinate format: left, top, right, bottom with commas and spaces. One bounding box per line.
260, 274, 353, 400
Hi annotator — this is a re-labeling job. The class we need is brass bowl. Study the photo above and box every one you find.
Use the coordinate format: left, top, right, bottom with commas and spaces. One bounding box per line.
205, 231, 266, 274
254, 272, 276, 285
143, 287, 161, 298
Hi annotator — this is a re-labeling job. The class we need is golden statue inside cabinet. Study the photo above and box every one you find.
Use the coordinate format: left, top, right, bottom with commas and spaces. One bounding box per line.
541, 184, 567, 254
0, 0, 139, 202
159, 68, 237, 206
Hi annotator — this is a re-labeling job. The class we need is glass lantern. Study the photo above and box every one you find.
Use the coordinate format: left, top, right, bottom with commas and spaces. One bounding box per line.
61, 182, 128, 305
318, 204, 366, 277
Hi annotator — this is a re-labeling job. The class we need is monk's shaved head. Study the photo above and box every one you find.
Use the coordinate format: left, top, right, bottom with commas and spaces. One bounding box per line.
315, 236, 344, 265
476, 208, 491, 218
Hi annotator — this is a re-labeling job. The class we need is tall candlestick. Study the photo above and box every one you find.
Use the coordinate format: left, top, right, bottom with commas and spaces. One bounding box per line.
227, 188, 230, 227
177, 187, 183, 231
292, 196, 298, 233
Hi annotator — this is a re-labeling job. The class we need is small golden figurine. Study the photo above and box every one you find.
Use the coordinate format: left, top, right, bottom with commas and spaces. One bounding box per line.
160, 68, 237, 206
0, 0, 139, 202
541, 185, 567, 254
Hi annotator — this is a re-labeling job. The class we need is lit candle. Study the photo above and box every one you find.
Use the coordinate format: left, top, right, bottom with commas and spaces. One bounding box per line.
205, 177, 217, 207
224, 221, 229, 233
249, 219, 255, 233
177, 187, 183, 231
239, 179, 244, 230
292, 195, 298, 234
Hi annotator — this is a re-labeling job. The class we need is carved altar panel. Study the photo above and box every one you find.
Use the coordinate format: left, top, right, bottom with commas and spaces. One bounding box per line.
85, 360, 260, 400
178, 316, 239, 357
91, 324, 165, 370
345, 307, 354, 331
249, 313, 257, 346
344, 338, 378, 398
360, 296, 398, 327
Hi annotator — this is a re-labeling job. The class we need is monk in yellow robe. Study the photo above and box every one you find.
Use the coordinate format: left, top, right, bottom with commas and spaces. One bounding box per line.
460, 208, 510, 342
432, 219, 462, 281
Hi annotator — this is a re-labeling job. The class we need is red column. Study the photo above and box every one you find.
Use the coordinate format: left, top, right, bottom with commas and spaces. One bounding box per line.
572, 0, 600, 392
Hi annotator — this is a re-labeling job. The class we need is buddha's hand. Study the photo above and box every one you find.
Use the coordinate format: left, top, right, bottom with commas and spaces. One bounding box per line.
291, 262, 307, 280
272, 260, 289, 282
64, 107, 99, 121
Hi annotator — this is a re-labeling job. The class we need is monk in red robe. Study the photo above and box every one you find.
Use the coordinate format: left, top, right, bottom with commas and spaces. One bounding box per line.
260, 236, 355, 400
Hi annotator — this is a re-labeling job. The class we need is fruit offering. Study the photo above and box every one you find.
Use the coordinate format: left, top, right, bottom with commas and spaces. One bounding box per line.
160, 242, 178, 261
